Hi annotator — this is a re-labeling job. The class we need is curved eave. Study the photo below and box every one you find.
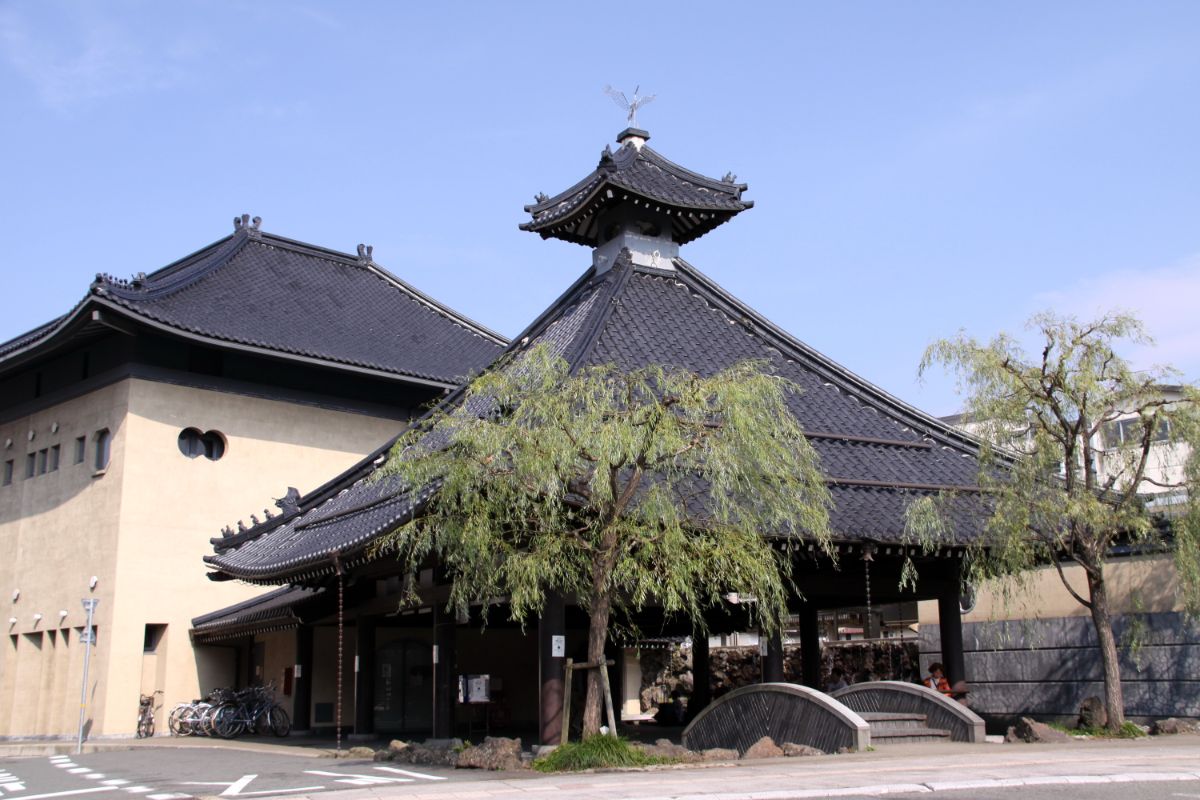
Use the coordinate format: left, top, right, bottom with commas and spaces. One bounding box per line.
0, 295, 461, 391
520, 178, 751, 247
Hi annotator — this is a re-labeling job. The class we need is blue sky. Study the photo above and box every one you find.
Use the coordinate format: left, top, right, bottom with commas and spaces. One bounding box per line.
2, 1, 1198, 415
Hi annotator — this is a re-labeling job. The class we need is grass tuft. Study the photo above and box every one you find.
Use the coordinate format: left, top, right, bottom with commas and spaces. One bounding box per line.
1048, 720, 1147, 739
533, 735, 672, 772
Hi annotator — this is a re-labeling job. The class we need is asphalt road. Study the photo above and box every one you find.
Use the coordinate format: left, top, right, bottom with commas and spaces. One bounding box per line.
0, 749, 477, 799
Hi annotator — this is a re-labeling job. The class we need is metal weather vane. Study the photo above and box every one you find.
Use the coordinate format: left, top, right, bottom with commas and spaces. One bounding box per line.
604, 84, 656, 128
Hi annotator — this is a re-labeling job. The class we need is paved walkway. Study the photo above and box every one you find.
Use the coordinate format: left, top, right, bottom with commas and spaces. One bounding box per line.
4, 735, 1199, 799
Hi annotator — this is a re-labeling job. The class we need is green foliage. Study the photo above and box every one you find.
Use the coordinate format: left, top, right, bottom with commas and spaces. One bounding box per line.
1047, 720, 1147, 739
532, 735, 671, 772
373, 343, 833, 634
914, 310, 1200, 728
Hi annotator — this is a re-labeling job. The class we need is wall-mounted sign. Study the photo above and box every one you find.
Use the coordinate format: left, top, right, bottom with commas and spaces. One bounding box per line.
551, 635, 565, 657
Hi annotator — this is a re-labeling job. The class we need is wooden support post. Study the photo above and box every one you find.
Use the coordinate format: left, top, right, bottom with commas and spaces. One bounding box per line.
762, 629, 785, 683
433, 606, 457, 738
559, 658, 573, 746
690, 628, 711, 718
292, 625, 313, 733
799, 604, 821, 689
937, 564, 967, 687
538, 593, 565, 746
353, 617, 376, 736
598, 661, 617, 733
559, 658, 617, 744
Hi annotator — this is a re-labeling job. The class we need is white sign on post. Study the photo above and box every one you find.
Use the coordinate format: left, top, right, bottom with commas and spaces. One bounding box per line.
551, 635, 565, 657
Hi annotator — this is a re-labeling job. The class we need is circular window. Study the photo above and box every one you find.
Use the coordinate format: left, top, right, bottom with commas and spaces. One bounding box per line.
178, 428, 226, 461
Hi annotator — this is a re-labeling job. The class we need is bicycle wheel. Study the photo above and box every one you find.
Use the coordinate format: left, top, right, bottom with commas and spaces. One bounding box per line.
138, 709, 154, 738
268, 705, 291, 738
168, 704, 187, 736
211, 704, 241, 739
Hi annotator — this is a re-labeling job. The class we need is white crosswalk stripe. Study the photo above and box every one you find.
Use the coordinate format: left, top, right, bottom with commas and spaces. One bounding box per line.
0, 769, 28, 794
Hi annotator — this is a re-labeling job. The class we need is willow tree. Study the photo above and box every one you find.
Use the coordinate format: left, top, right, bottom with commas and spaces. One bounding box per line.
921, 312, 1200, 729
375, 345, 832, 737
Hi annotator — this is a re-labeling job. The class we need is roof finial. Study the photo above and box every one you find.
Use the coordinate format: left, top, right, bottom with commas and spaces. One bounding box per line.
604, 84, 656, 129
356, 243, 374, 264
233, 213, 262, 235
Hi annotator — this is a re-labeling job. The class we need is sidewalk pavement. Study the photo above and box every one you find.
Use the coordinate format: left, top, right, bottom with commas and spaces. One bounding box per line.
270, 737, 1200, 800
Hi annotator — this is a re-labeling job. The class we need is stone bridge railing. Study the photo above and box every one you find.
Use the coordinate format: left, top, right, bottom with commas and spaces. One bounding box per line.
682, 682, 871, 754
832, 680, 986, 742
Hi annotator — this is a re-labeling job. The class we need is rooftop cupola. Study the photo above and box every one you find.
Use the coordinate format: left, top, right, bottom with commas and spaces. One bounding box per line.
521, 130, 752, 272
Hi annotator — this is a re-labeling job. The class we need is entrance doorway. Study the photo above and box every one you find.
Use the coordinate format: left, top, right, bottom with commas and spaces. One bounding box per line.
374, 639, 432, 733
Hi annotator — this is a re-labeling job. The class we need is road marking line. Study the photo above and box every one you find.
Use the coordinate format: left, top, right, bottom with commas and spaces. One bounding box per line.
10, 789, 118, 800
220, 776, 257, 797
123, 788, 153, 794
83, 774, 105, 780
68, 769, 92, 774
147, 794, 191, 800
101, 781, 130, 787
0, 782, 29, 794
54, 764, 77, 769
374, 767, 447, 781
303, 770, 411, 786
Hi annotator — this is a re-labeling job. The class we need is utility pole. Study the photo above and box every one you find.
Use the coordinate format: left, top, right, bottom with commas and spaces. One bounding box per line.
76, 597, 98, 754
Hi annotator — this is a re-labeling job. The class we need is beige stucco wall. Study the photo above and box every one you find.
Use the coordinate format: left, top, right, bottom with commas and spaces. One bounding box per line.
0, 377, 403, 737
917, 554, 1184, 626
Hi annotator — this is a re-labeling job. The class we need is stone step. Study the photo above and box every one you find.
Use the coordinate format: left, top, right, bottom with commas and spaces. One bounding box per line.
859, 712, 928, 729
871, 726, 952, 744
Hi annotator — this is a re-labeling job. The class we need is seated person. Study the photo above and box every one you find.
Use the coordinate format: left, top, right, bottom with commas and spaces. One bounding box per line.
923, 662, 952, 695
825, 667, 848, 693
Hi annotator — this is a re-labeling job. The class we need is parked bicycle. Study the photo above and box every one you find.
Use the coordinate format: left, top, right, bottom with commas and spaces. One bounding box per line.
168, 684, 290, 738
136, 690, 163, 738
211, 685, 291, 739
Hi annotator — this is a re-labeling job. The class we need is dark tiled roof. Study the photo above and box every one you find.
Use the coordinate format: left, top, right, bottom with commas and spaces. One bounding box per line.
190, 585, 321, 643
521, 136, 752, 246
206, 254, 988, 585
0, 225, 506, 387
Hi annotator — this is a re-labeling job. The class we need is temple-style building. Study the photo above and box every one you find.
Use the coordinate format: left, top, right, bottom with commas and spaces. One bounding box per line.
200, 129, 988, 744
0, 219, 504, 738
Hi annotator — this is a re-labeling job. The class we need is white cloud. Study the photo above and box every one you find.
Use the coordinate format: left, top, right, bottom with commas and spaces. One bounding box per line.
1031, 254, 1200, 380
0, 7, 200, 111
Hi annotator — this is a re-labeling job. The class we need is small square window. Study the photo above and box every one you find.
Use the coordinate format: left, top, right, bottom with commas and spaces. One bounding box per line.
49, 445, 60, 472
2, 460, 12, 486
74, 436, 86, 464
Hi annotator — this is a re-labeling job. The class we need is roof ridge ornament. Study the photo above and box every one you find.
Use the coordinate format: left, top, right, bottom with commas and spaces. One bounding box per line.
233, 214, 263, 238
604, 84, 656, 130
356, 244, 374, 265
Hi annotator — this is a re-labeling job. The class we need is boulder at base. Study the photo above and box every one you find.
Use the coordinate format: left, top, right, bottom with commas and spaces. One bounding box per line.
782, 743, 824, 757
390, 739, 462, 767
456, 737, 526, 771
634, 739, 701, 763
1006, 718, 1070, 743
700, 747, 739, 762
1078, 696, 1107, 729
338, 746, 377, 760
1152, 718, 1200, 735
742, 736, 784, 759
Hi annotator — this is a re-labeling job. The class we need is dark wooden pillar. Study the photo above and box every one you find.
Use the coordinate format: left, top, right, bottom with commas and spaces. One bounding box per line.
433, 606, 457, 738
762, 629, 785, 683
690, 627, 711, 716
353, 617, 376, 736
292, 625, 313, 733
937, 569, 967, 687
799, 605, 822, 689
538, 593, 565, 745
